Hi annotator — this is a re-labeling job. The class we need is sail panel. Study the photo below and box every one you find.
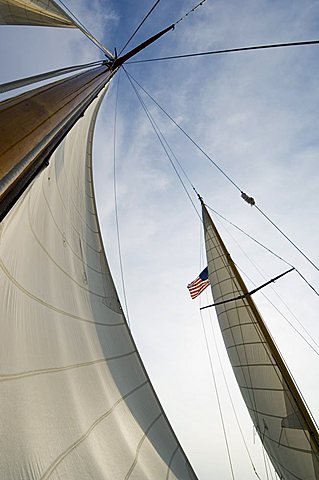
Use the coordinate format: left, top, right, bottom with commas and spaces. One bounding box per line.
202, 204, 319, 480
0, 86, 198, 479
0, 0, 75, 27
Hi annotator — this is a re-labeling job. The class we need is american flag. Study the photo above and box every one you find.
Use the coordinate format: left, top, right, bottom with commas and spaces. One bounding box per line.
187, 267, 210, 299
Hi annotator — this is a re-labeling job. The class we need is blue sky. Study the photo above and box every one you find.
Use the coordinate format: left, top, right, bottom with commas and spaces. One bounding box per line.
1, 1, 319, 479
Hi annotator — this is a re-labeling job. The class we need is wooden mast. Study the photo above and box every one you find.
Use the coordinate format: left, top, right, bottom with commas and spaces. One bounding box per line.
0, 65, 115, 220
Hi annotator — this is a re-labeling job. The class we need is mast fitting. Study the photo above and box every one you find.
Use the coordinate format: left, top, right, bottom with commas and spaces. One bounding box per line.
241, 191, 255, 206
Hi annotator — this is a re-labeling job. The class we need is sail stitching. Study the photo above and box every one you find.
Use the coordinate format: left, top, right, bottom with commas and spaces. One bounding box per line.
41, 175, 103, 274
207, 225, 260, 421
27, 191, 106, 299
57, 143, 99, 234
40, 380, 149, 479
56, 163, 99, 249
0, 351, 136, 382
52, 160, 101, 253
0, 258, 124, 327
124, 413, 163, 479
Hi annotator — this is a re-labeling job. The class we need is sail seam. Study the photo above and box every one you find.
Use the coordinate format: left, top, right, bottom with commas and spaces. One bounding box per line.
41, 176, 103, 274
27, 192, 106, 299
226, 341, 267, 348
166, 445, 179, 480
207, 224, 260, 419
266, 449, 310, 480
239, 385, 287, 392
0, 258, 124, 327
124, 413, 163, 479
206, 221, 267, 430
40, 380, 149, 479
60, 150, 99, 234
0, 351, 136, 382
259, 429, 313, 455
42, 173, 101, 255
54, 171, 101, 251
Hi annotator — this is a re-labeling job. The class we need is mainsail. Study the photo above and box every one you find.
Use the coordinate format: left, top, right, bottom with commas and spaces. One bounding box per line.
0, 73, 198, 479
0, 0, 75, 27
202, 201, 319, 480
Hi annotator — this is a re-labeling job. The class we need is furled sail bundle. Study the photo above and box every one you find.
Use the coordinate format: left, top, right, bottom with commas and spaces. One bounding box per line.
202, 202, 319, 480
0, 0, 75, 27
0, 79, 198, 479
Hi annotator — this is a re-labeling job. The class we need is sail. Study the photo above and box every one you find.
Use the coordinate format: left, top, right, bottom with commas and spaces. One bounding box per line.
0, 0, 75, 27
0, 85, 198, 480
202, 203, 319, 480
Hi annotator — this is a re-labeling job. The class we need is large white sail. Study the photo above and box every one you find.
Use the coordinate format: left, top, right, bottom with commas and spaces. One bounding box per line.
0, 85, 198, 480
0, 0, 75, 27
202, 203, 319, 480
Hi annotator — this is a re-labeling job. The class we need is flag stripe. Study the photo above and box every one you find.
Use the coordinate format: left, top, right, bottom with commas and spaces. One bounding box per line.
187, 276, 210, 299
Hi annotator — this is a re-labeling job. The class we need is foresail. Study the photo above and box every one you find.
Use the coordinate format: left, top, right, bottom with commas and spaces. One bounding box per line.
0, 86, 198, 480
202, 204, 319, 480
0, 0, 75, 27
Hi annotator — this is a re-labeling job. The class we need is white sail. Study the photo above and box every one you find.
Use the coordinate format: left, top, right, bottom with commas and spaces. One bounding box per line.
0, 0, 75, 27
202, 204, 319, 480
0, 85, 198, 480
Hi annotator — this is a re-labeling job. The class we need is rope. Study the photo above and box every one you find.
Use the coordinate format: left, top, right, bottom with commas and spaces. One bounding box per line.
56, 0, 113, 58
118, 0, 161, 56
113, 71, 131, 328
205, 205, 319, 298
261, 444, 271, 480
255, 205, 319, 273
122, 67, 201, 220
206, 306, 262, 480
125, 71, 319, 275
127, 39, 319, 63
199, 312, 236, 480
125, 70, 242, 191
205, 205, 292, 267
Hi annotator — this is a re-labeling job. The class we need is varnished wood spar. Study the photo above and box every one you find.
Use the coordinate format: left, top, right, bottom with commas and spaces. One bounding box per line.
0, 65, 114, 221
0, 65, 110, 179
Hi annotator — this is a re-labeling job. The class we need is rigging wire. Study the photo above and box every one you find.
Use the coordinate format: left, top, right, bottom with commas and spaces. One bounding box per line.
199, 310, 236, 480
255, 205, 319, 273
122, 67, 201, 220
216, 219, 319, 356
127, 39, 319, 63
122, 69, 241, 474
124, 65, 319, 348
124, 70, 319, 274
124, 61, 319, 449
120, 0, 207, 58
118, 0, 162, 56
56, 0, 113, 58
174, 0, 207, 26
205, 205, 292, 268
261, 445, 271, 480
123, 65, 319, 357
205, 205, 319, 298
204, 297, 263, 480
112, 71, 131, 328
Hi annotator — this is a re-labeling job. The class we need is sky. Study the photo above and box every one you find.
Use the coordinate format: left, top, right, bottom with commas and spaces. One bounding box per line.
1, 1, 319, 479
